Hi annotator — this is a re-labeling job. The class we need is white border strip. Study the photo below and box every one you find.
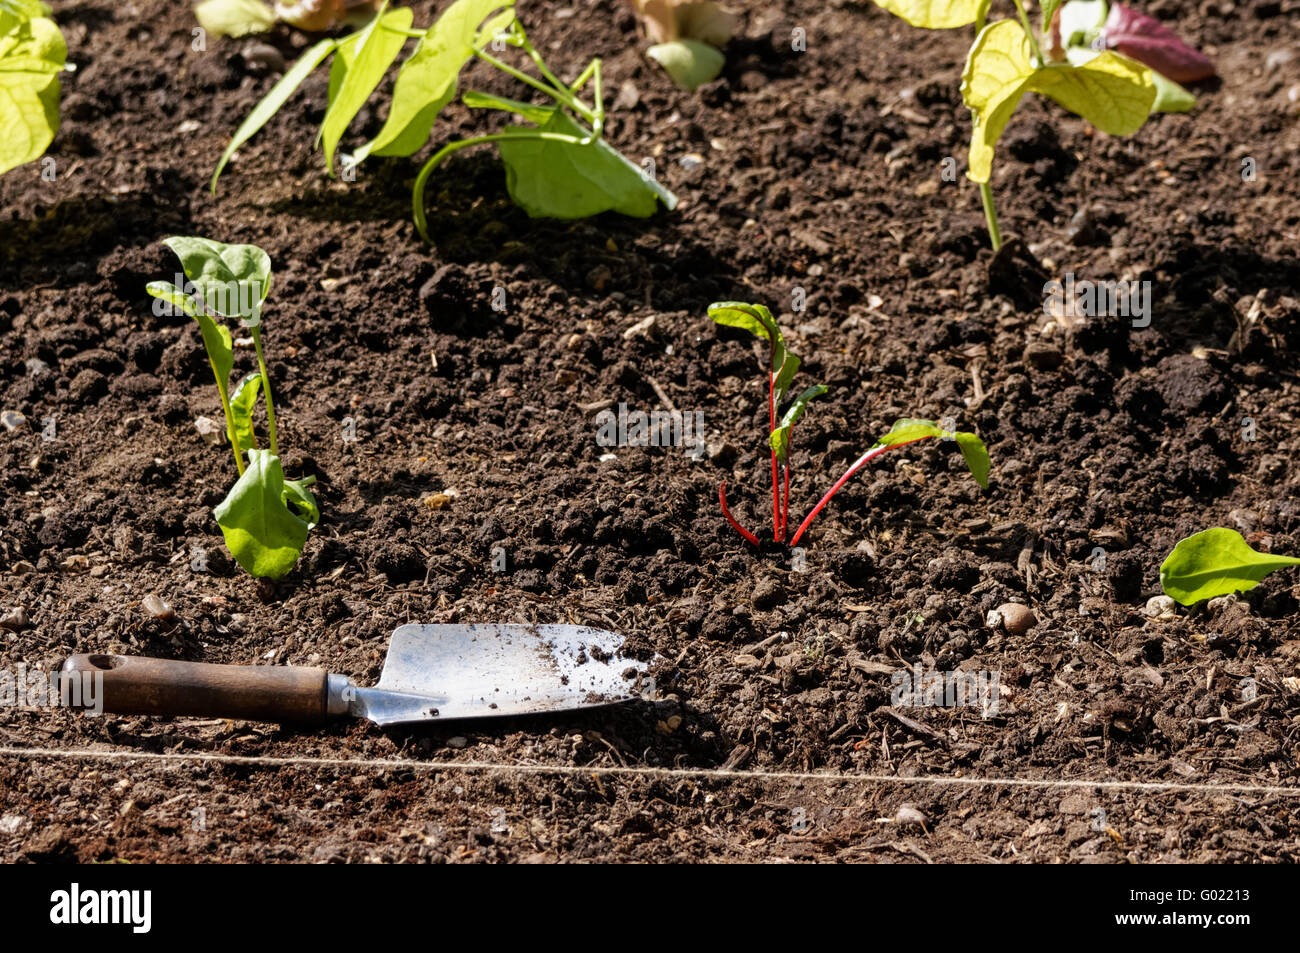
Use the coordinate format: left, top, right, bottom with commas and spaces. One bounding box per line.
4, 746, 1300, 797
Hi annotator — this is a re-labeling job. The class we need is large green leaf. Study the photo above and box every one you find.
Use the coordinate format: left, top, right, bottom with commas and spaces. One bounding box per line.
0, 14, 65, 176
1160, 528, 1300, 606
495, 109, 677, 218
212, 37, 338, 191
230, 371, 262, 453
360, 0, 516, 159
161, 236, 272, 321
871, 0, 985, 28
962, 18, 1154, 183
769, 384, 827, 464
214, 449, 311, 579
320, 6, 413, 173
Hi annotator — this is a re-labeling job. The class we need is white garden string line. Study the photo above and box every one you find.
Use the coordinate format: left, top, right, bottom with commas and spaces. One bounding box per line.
3, 746, 1300, 797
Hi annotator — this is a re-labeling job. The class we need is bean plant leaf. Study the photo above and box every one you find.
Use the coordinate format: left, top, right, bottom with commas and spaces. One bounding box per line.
769, 384, 828, 464
145, 280, 234, 401
1160, 528, 1300, 606
495, 108, 677, 218
212, 37, 338, 191
161, 236, 272, 321
214, 449, 311, 579
870, 0, 986, 28
194, 0, 276, 38
360, 0, 516, 160
0, 13, 65, 177
462, 88, 553, 124
320, 6, 413, 173
230, 371, 262, 453
962, 18, 1154, 183
1101, 1, 1214, 84
0, 1, 47, 35
646, 39, 724, 91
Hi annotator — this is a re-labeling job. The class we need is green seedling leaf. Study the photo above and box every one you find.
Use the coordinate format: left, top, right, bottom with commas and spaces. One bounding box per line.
771, 351, 800, 407
462, 88, 554, 124
214, 449, 311, 579
769, 384, 828, 464
1160, 528, 1300, 606
212, 37, 338, 191
161, 236, 272, 322
952, 431, 991, 489
0, 1, 48, 35
1148, 66, 1195, 112
871, 0, 986, 28
0, 13, 65, 177
875, 418, 945, 445
282, 476, 320, 528
1059, 0, 1108, 44
230, 371, 262, 453
495, 108, 677, 218
873, 418, 989, 487
146, 280, 234, 400
320, 6, 413, 174
707, 301, 790, 386
194, 0, 275, 38
360, 0, 516, 159
962, 18, 1154, 183
646, 39, 724, 91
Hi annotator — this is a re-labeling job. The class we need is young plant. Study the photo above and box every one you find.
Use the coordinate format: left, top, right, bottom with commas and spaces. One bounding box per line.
195, 0, 382, 39
0, 0, 66, 177
1160, 528, 1300, 607
147, 237, 319, 581
212, 0, 677, 241
709, 302, 990, 548
628, 0, 737, 92
869, 0, 1211, 250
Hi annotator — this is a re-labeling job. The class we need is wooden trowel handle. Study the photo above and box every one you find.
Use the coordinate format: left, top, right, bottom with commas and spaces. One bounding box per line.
62, 654, 332, 723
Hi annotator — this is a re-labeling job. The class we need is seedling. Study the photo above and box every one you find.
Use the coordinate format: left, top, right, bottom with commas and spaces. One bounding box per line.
0, 0, 66, 177
869, 0, 1212, 250
195, 0, 382, 38
708, 302, 990, 548
1160, 528, 1300, 606
628, 0, 736, 92
212, 0, 676, 241
147, 237, 319, 580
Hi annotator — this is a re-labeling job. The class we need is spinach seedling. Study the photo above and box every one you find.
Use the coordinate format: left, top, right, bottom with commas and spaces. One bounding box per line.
212, 0, 676, 241
870, 0, 1208, 251
0, 0, 66, 177
1160, 528, 1300, 606
708, 302, 990, 548
147, 237, 319, 581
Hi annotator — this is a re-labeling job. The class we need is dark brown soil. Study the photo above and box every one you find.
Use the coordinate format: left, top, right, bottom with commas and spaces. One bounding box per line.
2, 0, 1300, 863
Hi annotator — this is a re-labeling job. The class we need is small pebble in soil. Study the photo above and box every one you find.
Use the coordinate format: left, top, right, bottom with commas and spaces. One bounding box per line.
141, 594, 174, 621
446, 736, 468, 749
0, 607, 29, 631
1142, 595, 1177, 620
194, 416, 224, 446
986, 602, 1037, 635
1, 410, 27, 432
894, 805, 927, 827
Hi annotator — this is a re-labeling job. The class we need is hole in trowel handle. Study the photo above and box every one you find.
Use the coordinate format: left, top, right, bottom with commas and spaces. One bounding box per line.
85, 654, 124, 670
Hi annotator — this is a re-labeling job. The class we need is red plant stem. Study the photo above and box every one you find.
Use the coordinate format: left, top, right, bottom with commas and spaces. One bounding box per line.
719, 480, 760, 546
781, 463, 791, 542
788, 437, 933, 547
768, 341, 779, 542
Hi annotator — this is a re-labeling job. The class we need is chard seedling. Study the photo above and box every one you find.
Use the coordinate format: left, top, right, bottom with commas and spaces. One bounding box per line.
147, 237, 319, 581
628, 0, 736, 92
212, 0, 676, 241
1160, 528, 1300, 607
870, 0, 1211, 250
709, 303, 990, 548
0, 0, 66, 177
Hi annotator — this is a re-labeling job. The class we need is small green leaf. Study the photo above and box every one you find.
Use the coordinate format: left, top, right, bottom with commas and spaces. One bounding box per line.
952, 431, 991, 489
769, 384, 828, 464
214, 449, 311, 579
495, 108, 677, 218
148, 279, 235, 400
145, 280, 200, 317
771, 352, 800, 407
161, 236, 272, 321
361, 0, 516, 159
871, 0, 986, 28
320, 6, 413, 174
462, 89, 555, 124
1150, 70, 1195, 112
230, 371, 262, 453
707, 301, 789, 387
212, 37, 338, 191
282, 476, 320, 529
876, 418, 945, 445
646, 39, 724, 92
194, 0, 275, 38
0, 14, 65, 177
1160, 528, 1300, 606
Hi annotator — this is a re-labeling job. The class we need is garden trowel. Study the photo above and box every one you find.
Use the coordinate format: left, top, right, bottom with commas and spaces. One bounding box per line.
61, 624, 648, 726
